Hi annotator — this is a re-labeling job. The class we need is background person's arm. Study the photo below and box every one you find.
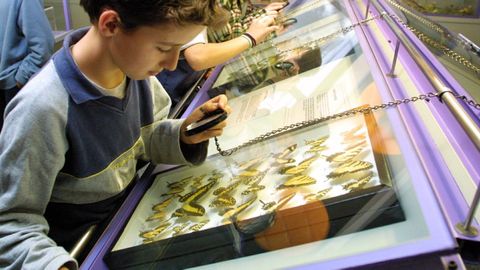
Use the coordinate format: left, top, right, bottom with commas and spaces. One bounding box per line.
184, 15, 279, 71
15, 0, 54, 86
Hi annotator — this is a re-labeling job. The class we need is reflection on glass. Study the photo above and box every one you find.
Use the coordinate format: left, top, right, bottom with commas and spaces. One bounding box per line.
209, 0, 358, 98
397, 0, 477, 16
387, 0, 480, 101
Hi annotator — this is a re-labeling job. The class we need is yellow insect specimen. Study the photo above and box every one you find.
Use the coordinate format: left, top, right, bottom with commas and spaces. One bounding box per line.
241, 171, 267, 186
238, 169, 261, 178
174, 201, 206, 217
259, 199, 277, 211
146, 211, 167, 222
210, 195, 236, 208
139, 222, 171, 240
213, 180, 242, 196
277, 175, 316, 189
241, 184, 266, 195
166, 176, 192, 189
281, 155, 318, 175
160, 186, 184, 197
327, 160, 373, 178
266, 192, 296, 212
172, 223, 189, 236
305, 136, 328, 147
189, 220, 209, 232
326, 145, 364, 163
342, 171, 374, 191
275, 144, 297, 159
304, 187, 332, 202
179, 180, 217, 203
151, 196, 175, 212
221, 195, 257, 219
236, 158, 263, 170
306, 144, 328, 153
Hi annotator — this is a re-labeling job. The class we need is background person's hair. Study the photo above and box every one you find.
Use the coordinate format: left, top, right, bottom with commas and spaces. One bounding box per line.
80, 0, 229, 31
298, 47, 322, 74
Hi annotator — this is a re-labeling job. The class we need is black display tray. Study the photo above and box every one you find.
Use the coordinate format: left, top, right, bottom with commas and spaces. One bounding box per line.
105, 184, 404, 270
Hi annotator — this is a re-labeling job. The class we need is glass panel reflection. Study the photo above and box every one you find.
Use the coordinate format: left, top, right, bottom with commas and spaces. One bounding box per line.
386, 0, 480, 101
397, 0, 478, 16
209, 0, 364, 98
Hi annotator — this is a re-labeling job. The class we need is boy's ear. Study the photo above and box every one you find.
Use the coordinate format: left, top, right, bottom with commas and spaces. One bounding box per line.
97, 10, 121, 36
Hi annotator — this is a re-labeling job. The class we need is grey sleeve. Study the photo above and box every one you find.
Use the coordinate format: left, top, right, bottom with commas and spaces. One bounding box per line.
146, 77, 208, 165
0, 69, 76, 269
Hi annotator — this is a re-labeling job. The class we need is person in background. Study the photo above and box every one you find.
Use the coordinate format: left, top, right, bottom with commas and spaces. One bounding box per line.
158, 0, 288, 106
0, 1, 230, 269
0, 0, 55, 131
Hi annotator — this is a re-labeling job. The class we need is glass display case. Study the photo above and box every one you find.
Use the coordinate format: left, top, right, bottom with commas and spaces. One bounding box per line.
80, 0, 480, 269
396, 0, 479, 16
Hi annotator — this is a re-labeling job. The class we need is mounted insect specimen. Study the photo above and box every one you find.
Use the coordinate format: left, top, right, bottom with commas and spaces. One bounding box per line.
220, 195, 258, 220
304, 187, 333, 202
260, 192, 296, 212
280, 155, 319, 175
342, 171, 374, 191
173, 180, 218, 217
277, 175, 317, 189
327, 160, 373, 178
188, 220, 209, 232
326, 145, 365, 163
139, 222, 171, 243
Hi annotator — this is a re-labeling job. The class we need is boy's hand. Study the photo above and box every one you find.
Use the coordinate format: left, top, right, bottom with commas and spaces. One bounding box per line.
180, 94, 231, 144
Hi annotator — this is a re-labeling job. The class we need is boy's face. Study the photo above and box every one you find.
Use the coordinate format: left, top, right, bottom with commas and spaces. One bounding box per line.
108, 22, 204, 80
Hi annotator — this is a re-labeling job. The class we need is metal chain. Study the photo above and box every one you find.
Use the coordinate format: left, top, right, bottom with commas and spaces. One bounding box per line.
384, 0, 446, 35
274, 12, 386, 57
215, 92, 480, 156
385, 0, 480, 77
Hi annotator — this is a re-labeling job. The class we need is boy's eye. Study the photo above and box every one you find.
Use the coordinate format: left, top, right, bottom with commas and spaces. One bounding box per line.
157, 47, 172, 52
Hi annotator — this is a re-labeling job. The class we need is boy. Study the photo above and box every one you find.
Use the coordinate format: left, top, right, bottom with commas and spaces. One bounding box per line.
0, 1, 230, 269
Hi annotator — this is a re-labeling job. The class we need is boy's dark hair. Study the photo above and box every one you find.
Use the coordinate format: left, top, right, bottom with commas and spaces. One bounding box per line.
80, 0, 228, 30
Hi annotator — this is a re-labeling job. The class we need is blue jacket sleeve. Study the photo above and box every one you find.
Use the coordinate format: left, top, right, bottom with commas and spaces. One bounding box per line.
15, 0, 54, 86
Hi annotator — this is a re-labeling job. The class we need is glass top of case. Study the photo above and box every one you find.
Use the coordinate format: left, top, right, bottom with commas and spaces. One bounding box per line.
396, 0, 479, 16
104, 1, 457, 269
209, 0, 360, 99
385, 0, 480, 102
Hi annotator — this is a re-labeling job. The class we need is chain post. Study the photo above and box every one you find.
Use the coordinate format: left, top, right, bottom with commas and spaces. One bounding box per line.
365, 0, 371, 19
387, 40, 401, 78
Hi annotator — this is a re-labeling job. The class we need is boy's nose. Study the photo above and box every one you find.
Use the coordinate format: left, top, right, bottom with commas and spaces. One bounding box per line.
162, 50, 180, 71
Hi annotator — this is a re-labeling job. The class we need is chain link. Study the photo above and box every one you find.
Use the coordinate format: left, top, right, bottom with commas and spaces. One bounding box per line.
275, 13, 385, 57
215, 92, 480, 156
